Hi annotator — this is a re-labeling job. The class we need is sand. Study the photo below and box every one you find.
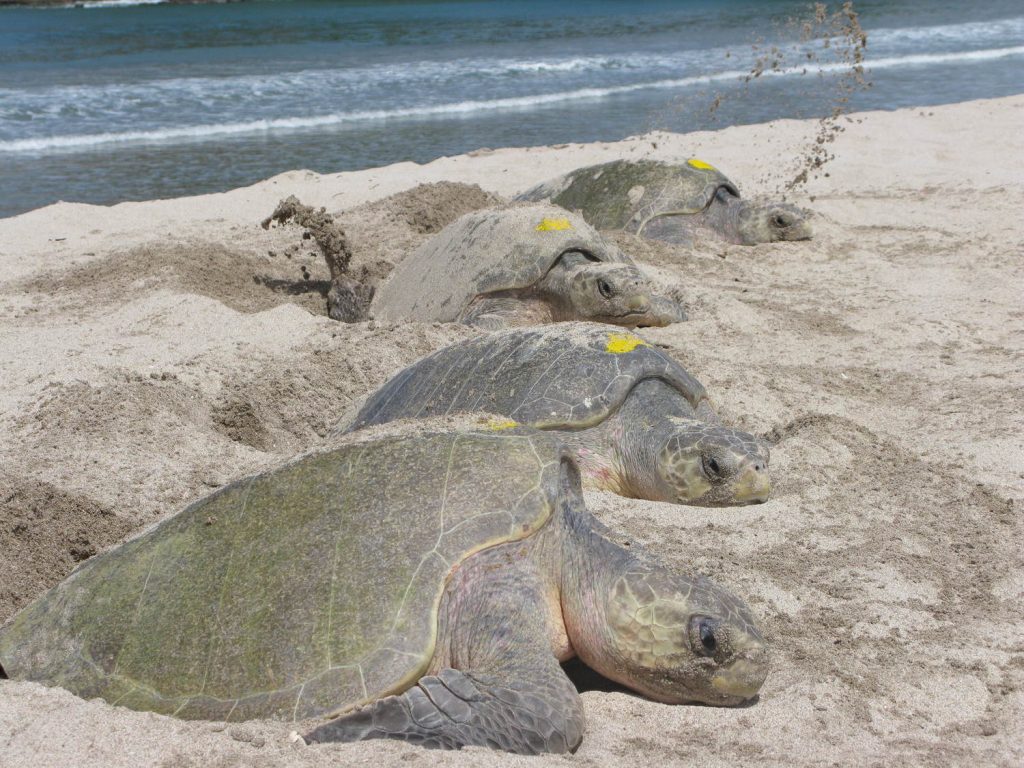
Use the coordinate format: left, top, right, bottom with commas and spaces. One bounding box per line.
0, 95, 1022, 767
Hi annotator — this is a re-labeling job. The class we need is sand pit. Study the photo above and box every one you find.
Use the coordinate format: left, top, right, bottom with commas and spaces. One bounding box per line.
0, 96, 1021, 767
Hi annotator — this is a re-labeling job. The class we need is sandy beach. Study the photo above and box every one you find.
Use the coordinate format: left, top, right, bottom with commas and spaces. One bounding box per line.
0, 95, 1022, 767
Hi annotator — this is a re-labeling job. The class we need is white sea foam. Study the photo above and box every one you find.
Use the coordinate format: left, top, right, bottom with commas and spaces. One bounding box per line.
857, 46, 1024, 67
33, 0, 169, 9
0, 52, 682, 106
81, 0, 170, 7
871, 16, 1024, 47
2, 46, 1022, 154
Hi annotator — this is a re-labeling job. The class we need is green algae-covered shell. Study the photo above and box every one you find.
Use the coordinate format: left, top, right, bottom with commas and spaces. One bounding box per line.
0, 425, 568, 722
372, 203, 632, 323
344, 322, 709, 433
517, 159, 740, 237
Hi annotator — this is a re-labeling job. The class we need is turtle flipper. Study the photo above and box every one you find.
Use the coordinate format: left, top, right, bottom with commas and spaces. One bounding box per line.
306, 667, 584, 754
459, 296, 543, 330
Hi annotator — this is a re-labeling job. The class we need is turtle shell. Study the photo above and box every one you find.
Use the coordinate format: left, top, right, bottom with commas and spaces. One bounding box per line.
517, 159, 740, 235
345, 322, 708, 433
372, 203, 632, 323
0, 423, 569, 722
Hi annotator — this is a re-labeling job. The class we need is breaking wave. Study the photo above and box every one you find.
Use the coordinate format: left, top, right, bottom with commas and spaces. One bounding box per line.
3, 45, 1022, 154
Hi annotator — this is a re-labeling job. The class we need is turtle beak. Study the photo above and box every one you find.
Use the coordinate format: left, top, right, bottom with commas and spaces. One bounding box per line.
643, 294, 686, 325
626, 294, 651, 313
731, 464, 771, 504
710, 644, 770, 704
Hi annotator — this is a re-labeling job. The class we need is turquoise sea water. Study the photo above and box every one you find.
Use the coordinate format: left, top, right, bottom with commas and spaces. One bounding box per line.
1, 0, 1022, 217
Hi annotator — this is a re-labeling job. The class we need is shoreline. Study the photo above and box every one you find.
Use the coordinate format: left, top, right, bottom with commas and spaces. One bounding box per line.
0, 96, 1022, 767
2, 95, 1020, 276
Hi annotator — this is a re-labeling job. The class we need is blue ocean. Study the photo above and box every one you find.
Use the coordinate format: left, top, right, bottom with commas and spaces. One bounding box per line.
0, 0, 1021, 218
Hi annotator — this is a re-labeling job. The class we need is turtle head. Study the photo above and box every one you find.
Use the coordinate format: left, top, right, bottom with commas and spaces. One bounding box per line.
563, 261, 661, 326
558, 258, 682, 327
592, 565, 770, 706
734, 200, 813, 245
653, 418, 771, 506
558, 480, 769, 706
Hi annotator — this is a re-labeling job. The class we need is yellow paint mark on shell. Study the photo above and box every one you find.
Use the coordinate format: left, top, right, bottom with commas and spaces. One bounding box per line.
687, 158, 716, 171
485, 417, 519, 431
605, 332, 648, 354
535, 217, 573, 232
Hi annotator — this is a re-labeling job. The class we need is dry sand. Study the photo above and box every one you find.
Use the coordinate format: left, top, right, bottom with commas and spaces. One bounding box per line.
1, 95, 1022, 767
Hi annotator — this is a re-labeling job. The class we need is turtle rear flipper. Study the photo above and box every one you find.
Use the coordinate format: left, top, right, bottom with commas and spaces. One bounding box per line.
307, 666, 583, 754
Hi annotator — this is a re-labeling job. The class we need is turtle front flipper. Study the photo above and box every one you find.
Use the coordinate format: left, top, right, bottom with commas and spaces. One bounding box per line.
459, 294, 554, 330
306, 665, 583, 754
307, 532, 585, 754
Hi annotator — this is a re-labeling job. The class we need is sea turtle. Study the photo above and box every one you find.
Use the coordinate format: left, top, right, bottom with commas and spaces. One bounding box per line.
517, 159, 813, 246
0, 419, 769, 754
339, 323, 771, 506
371, 203, 685, 329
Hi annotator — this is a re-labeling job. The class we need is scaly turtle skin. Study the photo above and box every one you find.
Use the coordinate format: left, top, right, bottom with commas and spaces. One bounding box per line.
517, 159, 813, 246
371, 203, 685, 329
0, 419, 769, 754
340, 323, 771, 506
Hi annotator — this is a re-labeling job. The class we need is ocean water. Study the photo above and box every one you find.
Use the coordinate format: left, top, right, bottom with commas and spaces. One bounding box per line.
0, 0, 1021, 218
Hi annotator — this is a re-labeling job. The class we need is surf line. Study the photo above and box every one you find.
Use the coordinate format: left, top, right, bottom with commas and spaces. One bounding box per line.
2, 45, 1022, 155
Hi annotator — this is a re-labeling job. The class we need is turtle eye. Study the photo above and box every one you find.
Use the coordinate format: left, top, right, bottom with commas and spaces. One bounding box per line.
689, 616, 719, 657
702, 454, 722, 479
597, 279, 614, 298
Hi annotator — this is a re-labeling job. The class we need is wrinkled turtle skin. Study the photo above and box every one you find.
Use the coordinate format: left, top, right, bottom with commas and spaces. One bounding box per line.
0, 420, 770, 754
517, 159, 813, 246
341, 323, 772, 507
